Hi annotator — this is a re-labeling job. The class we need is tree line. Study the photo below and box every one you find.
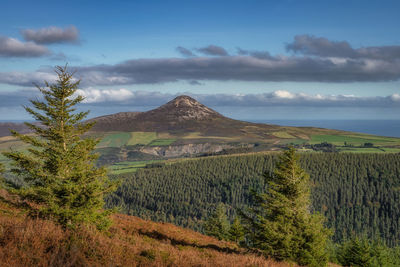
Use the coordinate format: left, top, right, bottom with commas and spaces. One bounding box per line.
106, 152, 400, 246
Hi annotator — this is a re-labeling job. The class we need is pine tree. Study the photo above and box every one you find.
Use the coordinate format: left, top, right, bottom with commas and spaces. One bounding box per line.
2, 66, 117, 230
228, 216, 245, 244
241, 147, 331, 266
337, 237, 373, 267
204, 203, 230, 240
336, 237, 394, 267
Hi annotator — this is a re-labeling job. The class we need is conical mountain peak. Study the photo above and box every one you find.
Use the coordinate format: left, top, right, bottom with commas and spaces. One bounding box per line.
153, 95, 222, 121
165, 95, 206, 108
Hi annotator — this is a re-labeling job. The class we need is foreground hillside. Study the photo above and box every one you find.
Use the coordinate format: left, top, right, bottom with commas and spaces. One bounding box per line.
0, 190, 291, 267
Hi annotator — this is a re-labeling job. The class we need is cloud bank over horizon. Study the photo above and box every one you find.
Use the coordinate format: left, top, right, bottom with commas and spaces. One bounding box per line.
2, 88, 400, 109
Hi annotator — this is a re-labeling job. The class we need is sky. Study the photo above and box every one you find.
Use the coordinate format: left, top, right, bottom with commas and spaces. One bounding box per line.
1, 0, 400, 121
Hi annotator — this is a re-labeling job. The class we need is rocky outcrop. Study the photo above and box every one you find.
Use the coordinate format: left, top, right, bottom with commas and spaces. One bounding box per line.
141, 143, 234, 158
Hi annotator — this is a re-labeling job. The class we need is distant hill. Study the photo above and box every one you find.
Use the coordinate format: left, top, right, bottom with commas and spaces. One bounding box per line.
89, 95, 277, 137
0, 122, 31, 137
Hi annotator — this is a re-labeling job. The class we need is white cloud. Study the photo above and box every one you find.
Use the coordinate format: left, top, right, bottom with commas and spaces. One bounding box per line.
390, 93, 400, 101
76, 88, 134, 103
272, 90, 295, 99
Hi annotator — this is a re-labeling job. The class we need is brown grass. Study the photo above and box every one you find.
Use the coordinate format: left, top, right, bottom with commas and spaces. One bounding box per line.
0, 190, 295, 267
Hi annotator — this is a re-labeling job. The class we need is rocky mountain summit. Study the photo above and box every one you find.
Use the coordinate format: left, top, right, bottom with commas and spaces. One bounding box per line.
145, 95, 222, 122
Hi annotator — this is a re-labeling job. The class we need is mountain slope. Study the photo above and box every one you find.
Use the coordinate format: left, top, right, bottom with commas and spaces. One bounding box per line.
0, 189, 291, 267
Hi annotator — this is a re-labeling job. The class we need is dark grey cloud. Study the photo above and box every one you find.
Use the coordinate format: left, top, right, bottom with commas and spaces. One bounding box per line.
287, 34, 400, 60
196, 45, 229, 56
74, 55, 400, 85
21, 25, 79, 45
286, 35, 355, 58
0, 36, 50, 57
3, 54, 400, 86
176, 46, 195, 57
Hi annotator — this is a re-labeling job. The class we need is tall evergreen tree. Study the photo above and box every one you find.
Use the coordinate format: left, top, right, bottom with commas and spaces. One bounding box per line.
204, 203, 230, 240
2, 66, 117, 229
241, 147, 331, 266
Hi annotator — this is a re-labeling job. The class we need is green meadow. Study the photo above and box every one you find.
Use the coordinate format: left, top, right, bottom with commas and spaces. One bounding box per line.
108, 160, 163, 174
149, 139, 176, 146
310, 134, 400, 146
127, 132, 157, 145
97, 133, 131, 148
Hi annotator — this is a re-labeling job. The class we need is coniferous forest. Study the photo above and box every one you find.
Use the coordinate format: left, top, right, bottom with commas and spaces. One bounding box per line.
106, 152, 400, 246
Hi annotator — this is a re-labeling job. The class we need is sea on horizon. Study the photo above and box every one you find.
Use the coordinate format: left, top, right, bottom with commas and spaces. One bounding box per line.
250, 120, 400, 138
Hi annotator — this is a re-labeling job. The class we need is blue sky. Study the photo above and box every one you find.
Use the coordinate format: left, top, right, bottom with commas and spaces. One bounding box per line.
1, 0, 400, 120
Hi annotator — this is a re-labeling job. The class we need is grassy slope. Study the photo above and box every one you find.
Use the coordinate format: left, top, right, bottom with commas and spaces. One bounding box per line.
109, 160, 164, 174
0, 190, 294, 267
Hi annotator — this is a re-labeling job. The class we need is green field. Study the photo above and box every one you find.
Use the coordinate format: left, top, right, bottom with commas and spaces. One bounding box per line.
337, 147, 385, 153
381, 147, 400, 153
338, 147, 400, 153
271, 131, 296, 139
127, 132, 157, 145
310, 134, 400, 146
108, 160, 163, 174
281, 138, 307, 145
97, 133, 131, 148
149, 139, 176, 146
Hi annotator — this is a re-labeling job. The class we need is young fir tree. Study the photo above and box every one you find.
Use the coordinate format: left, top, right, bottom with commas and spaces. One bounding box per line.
228, 216, 245, 244
241, 147, 331, 267
204, 203, 230, 240
2, 66, 117, 230
336, 237, 393, 267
